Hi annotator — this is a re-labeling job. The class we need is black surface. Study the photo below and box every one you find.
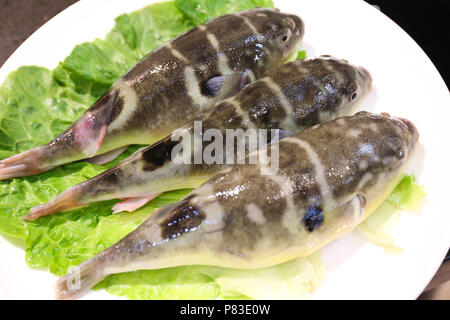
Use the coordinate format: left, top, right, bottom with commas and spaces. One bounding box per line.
365, 0, 449, 89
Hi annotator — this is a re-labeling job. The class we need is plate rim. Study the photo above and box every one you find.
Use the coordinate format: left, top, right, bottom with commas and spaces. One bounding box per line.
0, 0, 449, 300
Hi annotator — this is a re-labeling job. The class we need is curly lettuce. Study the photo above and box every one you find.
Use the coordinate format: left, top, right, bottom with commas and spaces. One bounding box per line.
358, 175, 426, 253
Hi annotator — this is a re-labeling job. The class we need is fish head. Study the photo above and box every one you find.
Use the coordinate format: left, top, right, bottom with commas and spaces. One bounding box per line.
308, 112, 420, 231
259, 56, 373, 125
241, 8, 304, 76
396, 116, 420, 149
337, 112, 420, 222
315, 55, 373, 116
352, 111, 419, 174
261, 10, 304, 63
383, 113, 420, 155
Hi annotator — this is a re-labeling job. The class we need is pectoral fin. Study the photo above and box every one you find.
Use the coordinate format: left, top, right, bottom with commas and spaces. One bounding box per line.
205, 70, 255, 100
73, 91, 119, 158
74, 119, 107, 158
347, 193, 367, 222
85, 146, 128, 165
111, 193, 161, 214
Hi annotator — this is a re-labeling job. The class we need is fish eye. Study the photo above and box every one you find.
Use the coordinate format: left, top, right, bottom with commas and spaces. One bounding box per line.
277, 28, 292, 44
279, 30, 291, 43
350, 92, 358, 101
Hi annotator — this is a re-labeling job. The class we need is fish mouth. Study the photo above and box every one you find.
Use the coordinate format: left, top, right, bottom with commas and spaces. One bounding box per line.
279, 14, 304, 63
384, 113, 419, 145
358, 66, 372, 91
398, 117, 420, 143
288, 14, 304, 33
286, 17, 296, 30
288, 14, 305, 41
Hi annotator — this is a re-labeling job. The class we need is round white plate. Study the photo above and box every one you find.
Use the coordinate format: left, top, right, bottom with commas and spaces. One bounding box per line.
0, 0, 449, 300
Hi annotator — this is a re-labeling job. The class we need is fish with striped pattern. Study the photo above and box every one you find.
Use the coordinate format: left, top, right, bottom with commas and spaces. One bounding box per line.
54, 111, 419, 299
0, 8, 304, 180
25, 56, 372, 220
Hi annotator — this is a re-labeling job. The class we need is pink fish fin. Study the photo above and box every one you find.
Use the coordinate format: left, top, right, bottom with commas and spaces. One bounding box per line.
73, 116, 108, 158
73, 91, 119, 158
111, 193, 161, 214
85, 146, 128, 165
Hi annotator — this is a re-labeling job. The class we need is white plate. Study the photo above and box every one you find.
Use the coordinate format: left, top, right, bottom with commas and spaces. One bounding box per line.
0, 0, 449, 300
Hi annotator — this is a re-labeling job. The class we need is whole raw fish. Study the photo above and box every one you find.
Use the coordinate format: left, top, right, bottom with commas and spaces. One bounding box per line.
26, 56, 372, 220
55, 111, 419, 299
0, 8, 304, 179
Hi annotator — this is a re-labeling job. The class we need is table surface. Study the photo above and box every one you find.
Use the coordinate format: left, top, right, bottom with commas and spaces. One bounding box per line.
0, 0, 448, 299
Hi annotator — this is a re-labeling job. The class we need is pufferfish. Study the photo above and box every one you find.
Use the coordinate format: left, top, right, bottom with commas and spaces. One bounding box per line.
55, 111, 419, 299
26, 56, 372, 220
0, 8, 304, 179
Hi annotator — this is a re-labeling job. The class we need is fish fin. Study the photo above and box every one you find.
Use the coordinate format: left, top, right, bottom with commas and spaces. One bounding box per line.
85, 146, 128, 165
55, 256, 106, 300
345, 193, 367, 222
73, 91, 120, 158
0, 147, 51, 180
73, 117, 108, 158
205, 70, 255, 100
111, 193, 161, 214
24, 187, 83, 221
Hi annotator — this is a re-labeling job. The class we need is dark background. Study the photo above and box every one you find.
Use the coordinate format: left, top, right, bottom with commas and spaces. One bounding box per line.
365, 0, 449, 88
0, 0, 78, 65
0, 0, 448, 298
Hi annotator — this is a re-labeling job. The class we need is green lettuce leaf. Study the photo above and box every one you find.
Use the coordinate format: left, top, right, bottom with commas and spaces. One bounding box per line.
296, 50, 307, 60
2, 0, 326, 300
96, 252, 323, 300
174, 0, 274, 25
358, 175, 426, 253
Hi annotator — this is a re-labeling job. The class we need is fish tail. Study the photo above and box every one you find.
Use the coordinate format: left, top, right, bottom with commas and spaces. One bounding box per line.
0, 146, 53, 180
0, 90, 122, 180
24, 186, 83, 221
54, 256, 106, 300
25, 157, 141, 220
54, 200, 195, 300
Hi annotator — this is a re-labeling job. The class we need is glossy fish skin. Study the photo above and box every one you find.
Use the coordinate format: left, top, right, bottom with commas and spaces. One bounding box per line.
26, 57, 372, 220
0, 8, 305, 180
55, 111, 419, 299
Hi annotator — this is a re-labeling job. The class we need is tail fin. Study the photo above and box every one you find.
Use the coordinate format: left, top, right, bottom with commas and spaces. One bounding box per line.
54, 257, 106, 300
0, 90, 122, 180
0, 147, 51, 180
24, 186, 83, 221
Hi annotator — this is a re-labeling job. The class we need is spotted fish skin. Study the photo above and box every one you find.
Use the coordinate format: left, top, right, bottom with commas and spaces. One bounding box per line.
0, 8, 304, 180
55, 111, 418, 299
26, 57, 372, 220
